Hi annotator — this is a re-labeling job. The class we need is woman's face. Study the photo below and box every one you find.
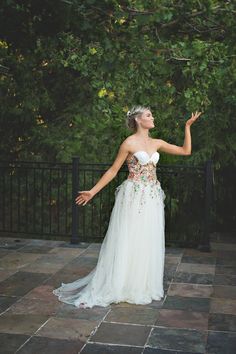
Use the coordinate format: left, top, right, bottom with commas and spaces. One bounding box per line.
137, 109, 155, 129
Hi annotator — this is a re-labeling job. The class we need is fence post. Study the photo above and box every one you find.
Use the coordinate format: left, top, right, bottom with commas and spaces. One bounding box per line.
71, 156, 79, 244
198, 159, 213, 252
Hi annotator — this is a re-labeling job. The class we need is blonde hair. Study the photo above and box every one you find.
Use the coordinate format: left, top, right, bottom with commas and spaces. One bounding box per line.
125, 105, 150, 131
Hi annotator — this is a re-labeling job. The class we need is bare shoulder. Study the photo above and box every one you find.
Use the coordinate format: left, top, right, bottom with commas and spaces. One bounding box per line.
152, 138, 163, 151
119, 135, 136, 151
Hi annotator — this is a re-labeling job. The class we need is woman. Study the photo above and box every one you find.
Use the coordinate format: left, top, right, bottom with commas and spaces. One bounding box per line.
53, 106, 202, 308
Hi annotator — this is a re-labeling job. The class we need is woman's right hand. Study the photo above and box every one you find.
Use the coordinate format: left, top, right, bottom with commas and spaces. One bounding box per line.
75, 190, 94, 206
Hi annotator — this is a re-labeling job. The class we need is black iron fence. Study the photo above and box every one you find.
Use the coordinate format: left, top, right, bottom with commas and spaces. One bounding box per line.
0, 158, 214, 250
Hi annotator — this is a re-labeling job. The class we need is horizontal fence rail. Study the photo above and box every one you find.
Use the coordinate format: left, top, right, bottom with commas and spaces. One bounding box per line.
0, 158, 214, 249
0, 161, 72, 237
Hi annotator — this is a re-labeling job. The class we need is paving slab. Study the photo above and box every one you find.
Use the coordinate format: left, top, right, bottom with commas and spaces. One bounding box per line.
89, 322, 151, 346
0, 314, 49, 335
105, 306, 160, 325
163, 295, 210, 312
81, 343, 143, 354
0, 235, 235, 354
36, 317, 99, 342
173, 271, 214, 284
154, 308, 208, 330
0, 295, 20, 313
0, 271, 49, 296
147, 327, 207, 353
206, 330, 236, 354
210, 298, 236, 315
17, 336, 84, 354
208, 313, 236, 332
0, 333, 29, 354
168, 283, 213, 298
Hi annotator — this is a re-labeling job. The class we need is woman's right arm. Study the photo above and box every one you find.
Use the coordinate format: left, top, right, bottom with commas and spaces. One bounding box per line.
75, 140, 130, 206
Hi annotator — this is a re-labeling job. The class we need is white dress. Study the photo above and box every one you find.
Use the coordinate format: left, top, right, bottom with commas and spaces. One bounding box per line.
53, 151, 166, 308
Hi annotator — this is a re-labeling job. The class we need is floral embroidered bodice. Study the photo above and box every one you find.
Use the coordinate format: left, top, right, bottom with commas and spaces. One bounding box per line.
126, 151, 160, 185
115, 150, 165, 214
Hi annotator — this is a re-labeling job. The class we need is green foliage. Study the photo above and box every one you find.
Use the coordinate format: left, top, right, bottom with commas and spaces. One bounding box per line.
0, 0, 235, 167
0, 0, 235, 233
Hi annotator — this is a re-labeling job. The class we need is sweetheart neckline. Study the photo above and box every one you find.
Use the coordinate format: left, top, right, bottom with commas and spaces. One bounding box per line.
130, 150, 160, 159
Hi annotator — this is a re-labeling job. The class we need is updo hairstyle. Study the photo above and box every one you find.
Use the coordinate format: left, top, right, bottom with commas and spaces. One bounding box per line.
125, 105, 150, 131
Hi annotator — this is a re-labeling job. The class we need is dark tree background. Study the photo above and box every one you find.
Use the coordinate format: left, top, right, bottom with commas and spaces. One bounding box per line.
0, 0, 235, 231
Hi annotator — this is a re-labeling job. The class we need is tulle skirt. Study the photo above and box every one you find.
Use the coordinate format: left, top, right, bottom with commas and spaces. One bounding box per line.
53, 178, 166, 308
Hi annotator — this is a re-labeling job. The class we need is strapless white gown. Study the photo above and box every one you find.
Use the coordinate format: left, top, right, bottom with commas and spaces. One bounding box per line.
53, 151, 166, 308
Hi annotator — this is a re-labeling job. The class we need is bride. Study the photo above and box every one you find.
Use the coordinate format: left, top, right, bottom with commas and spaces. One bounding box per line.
53, 106, 202, 308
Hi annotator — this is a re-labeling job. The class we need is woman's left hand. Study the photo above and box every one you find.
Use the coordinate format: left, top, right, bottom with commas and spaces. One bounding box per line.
186, 111, 202, 127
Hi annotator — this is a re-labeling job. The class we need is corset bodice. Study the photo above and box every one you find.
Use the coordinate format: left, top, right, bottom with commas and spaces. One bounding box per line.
126, 151, 160, 185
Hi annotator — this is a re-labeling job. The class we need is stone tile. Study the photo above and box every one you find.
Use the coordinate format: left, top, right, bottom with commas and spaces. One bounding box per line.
163, 296, 210, 312
112, 300, 164, 310
178, 263, 215, 274
215, 265, 236, 275
210, 298, 236, 315
0, 252, 42, 270
49, 246, 84, 257
165, 255, 181, 265
165, 247, 184, 256
27, 239, 65, 247
61, 255, 98, 272
0, 271, 49, 296
18, 244, 54, 253
0, 249, 10, 257
206, 330, 236, 354
21, 262, 64, 274
143, 349, 202, 354
213, 274, 236, 286
89, 322, 151, 346
216, 250, 236, 258
0, 238, 29, 250
168, 283, 213, 298
55, 302, 109, 320
147, 327, 206, 353
20, 254, 74, 273
164, 265, 177, 281
154, 309, 208, 330
0, 314, 49, 335
183, 248, 217, 257
17, 336, 84, 354
0, 237, 30, 243
87, 243, 102, 250
208, 313, 236, 332
81, 343, 143, 354
36, 317, 98, 341
181, 255, 216, 265
163, 281, 170, 293
0, 333, 29, 354
212, 285, 236, 299
59, 242, 89, 249
216, 257, 236, 266
0, 295, 19, 313
24, 284, 56, 301
6, 297, 60, 316
105, 306, 160, 325
45, 268, 93, 288
173, 272, 214, 285
0, 269, 17, 282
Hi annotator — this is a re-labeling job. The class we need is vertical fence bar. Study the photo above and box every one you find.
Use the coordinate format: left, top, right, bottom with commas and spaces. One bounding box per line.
71, 156, 79, 244
198, 159, 213, 252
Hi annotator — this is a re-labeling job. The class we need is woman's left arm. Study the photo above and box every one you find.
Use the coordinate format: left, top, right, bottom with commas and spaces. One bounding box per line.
158, 111, 202, 156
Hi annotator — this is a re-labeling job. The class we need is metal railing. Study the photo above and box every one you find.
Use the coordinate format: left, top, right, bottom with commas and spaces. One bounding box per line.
0, 158, 214, 250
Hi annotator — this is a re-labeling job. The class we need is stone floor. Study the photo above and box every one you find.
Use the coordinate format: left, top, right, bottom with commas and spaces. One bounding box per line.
0, 233, 235, 354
